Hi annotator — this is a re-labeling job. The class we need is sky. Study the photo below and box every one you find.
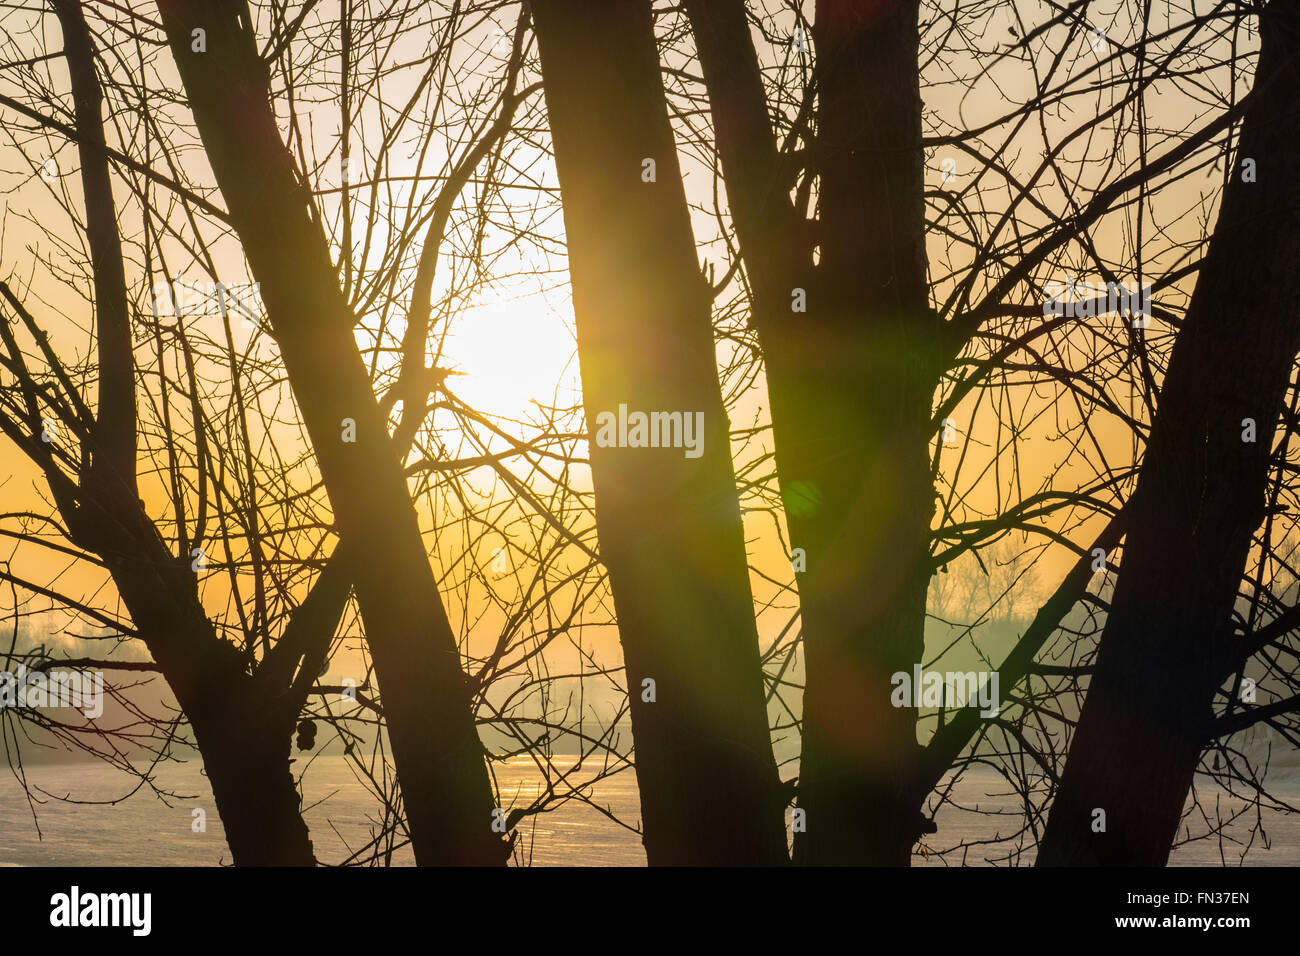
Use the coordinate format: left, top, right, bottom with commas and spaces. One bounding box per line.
0, 0, 1267, 762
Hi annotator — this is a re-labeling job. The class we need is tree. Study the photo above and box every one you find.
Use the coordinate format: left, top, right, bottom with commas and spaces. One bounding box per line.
682, 0, 939, 864
677, 0, 1279, 865
530, 0, 788, 864
153, 0, 508, 865
5, 0, 1297, 870
3, 0, 635, 867
1037, 0, 1300, 866
0, 0, 345, 865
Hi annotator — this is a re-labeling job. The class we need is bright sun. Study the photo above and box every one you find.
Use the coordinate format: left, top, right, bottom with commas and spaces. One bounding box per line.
440, 292, 580, 420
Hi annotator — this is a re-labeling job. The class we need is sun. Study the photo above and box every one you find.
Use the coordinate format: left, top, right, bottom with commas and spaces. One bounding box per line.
439, 291, 580, 420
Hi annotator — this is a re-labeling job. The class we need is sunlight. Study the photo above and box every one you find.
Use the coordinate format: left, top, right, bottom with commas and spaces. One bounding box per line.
440, 292, 579, 420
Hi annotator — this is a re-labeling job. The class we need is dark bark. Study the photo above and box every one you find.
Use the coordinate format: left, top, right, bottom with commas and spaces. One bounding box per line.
34, 1, 319, 866
187, 678, 315, 866
81, 502, 321, 867
156, 1, 505, 864
531, 0, 788, 864
110, 545, 317, 866
1, 276, 333, 865
684, 0, 938, 863
49, 0, 135, 494
1037, 0, 1300, 866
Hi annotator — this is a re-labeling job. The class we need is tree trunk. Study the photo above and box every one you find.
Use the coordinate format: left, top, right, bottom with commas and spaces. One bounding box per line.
41, 0, 316, 867
1037, 0, 1300, 866
684, 0, 938, 864
49, 0, 135, 492
531, 0, 788, 864
156, 1, 504, 865
188, 684, 315, 866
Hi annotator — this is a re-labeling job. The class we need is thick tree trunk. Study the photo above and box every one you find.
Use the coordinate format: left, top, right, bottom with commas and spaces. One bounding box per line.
157, 1, 504, 865
188, 684, 315, 866
531, 0, 788, 864
1037, 0, 1300, 866
793, 0, 936, 866
59, 494, 321, 866
685, 0, 938, 864
79, 495, 318, 864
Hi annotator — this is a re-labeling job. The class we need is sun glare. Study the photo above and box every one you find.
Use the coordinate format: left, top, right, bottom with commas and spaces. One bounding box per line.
440, 293, 579, 420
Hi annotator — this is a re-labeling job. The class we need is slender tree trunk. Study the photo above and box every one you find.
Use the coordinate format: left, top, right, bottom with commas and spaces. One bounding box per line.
42, 0, 317, 866
1037, 0, 1300, 866
49, 0, 135, 490
531, 0, 789, 864
156, 1, 504, 865
685, 0, 938, 863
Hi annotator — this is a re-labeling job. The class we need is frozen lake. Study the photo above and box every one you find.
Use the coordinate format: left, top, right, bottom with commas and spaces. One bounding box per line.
1, 754, 1295, 866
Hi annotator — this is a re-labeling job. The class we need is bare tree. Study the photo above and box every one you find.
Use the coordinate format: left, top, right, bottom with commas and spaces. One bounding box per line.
151, 0, 519, 865
1038, 0, 1300, 866
530, 0, 788, 864
2, 0, 622, 867
674, 0, 1294, 865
